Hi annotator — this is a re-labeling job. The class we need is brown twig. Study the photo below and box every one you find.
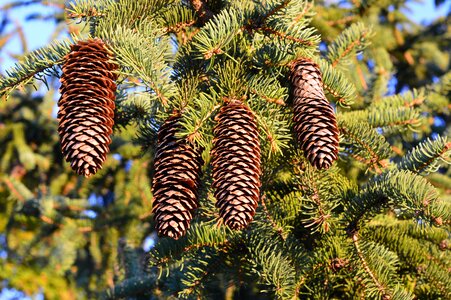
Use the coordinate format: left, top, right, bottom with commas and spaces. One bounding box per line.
190, 0, 213, 24
326, 15, 356, 26
259, 26, 314, 46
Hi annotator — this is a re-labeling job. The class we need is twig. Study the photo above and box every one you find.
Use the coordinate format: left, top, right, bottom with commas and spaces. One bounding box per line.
190, 0, 213, 24
351, 232, 391, 299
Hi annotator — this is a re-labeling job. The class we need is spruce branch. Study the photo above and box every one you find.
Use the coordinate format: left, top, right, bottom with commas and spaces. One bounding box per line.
178, 247, 225, 297
338, 119, 392, 172
192, 8, 243, 60
149, 223, 230, 268
2, 176, 34, 202
259, 26, 315, 46
245, 234, 297, 298
261, 189, 302, 234
286, 0, 314, 29
248, 74, 287, 106
325, 15, 356, 26
248, 1, 319, 51
100, 25, 175, 105
327, 22, 372, 67
0, 35, 81, 99
259, 194, 287, 240
365, 47, 393, 101
295, 168, 333, 234
66, 0, 110, 19
346, 170, 444, 227
178, 92, 220, 148
100, 274, 157, 300
397, 136, 451, 174
371, 89, 426, 110
259, 0, 291, 25
317, 59, 357, 107
365, 222, 451, 297
351, 232, 391, 299
262, 0, 315, 29
367, 107, 421, 133
158, 5, 197, 34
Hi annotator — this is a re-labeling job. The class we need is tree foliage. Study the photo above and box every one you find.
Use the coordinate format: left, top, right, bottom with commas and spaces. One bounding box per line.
0, 0, 450, 299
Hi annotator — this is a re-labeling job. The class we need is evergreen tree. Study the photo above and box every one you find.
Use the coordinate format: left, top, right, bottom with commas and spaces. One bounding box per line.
0, 0, 450, 299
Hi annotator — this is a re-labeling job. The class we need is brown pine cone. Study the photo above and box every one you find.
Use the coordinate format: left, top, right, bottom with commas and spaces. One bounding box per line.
152, 115, 203, 240
58, 39, 118, 177
212, 100, 261, 230
290, 59, 339, 170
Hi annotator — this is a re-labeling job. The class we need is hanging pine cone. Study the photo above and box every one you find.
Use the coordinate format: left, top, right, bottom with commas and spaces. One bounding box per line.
58, 39, 118, 177
152, 115, 203, 240
290, 59, 339, 170
212, 100, 261, 230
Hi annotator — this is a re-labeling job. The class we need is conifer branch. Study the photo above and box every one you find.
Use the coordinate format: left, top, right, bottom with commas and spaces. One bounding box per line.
179, 250, 226, 297
250, 88, 286, 105
192, 8, 243, 59
397, 136, 451, 174
260, 194, 287, 239
0, 35, 81, 99
260, 0, 291, 25
287, 1, 314, 29
246, 236, 297, 298
365, 221, 451, 297
158, 5, 198, 34
100, 25, 175, 106
254, 113, 279, 154
331, 36, 365, 67
296, 170, 332, 233
100, 275, 157, 300
318, 59, 357, 106
351, 232, 391, 299
149, 223, 230, 267
327, 22, 372, 67
339, 122, 390, 172
371, 89, 425, 109
347, 170, 444, 227
259, 26, 314, 46
181, 103, 220, 144
166, 21, 197, 34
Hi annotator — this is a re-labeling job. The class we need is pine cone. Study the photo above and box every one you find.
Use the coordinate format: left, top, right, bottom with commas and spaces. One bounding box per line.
212, 100, 261, 230
152, 115, 203, 240
290, 59, 339, 170
58, 39, 118, 177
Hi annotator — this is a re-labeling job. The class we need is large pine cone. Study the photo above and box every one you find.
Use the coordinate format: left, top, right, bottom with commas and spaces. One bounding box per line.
212, 100, 262, 230
58, 39, 118, 177
152, 115, 203, 240
290, 59, 339, 170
